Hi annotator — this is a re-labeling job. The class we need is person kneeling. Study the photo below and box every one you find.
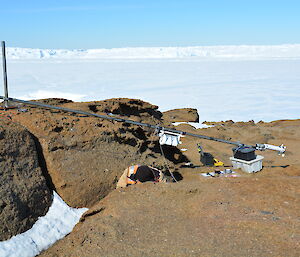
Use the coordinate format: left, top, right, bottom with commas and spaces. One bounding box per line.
116, 165, 168, 189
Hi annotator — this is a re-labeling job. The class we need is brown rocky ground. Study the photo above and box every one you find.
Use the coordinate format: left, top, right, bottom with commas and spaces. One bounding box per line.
2, 99, 299, 256
40, 178, 299, 257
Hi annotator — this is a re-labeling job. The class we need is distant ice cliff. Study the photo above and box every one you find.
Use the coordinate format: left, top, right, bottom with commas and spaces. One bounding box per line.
6, 44, 300, 60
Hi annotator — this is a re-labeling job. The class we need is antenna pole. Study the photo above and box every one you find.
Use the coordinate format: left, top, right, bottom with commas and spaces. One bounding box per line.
1, 41, 9, 108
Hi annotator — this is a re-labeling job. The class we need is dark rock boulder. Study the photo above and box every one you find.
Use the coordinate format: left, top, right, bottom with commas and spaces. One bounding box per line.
0, 120, 52, 241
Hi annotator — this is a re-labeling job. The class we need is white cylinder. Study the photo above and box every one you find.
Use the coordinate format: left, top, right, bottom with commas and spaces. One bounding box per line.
264, 144, 286, 153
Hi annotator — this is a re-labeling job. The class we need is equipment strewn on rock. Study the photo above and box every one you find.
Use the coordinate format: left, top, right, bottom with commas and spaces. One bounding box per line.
230, 144, 285, 172
197, 144, 224, 167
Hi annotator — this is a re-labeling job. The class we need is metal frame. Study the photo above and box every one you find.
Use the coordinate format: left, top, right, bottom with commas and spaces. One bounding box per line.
1, 41, 9, 108
0, 95, 251, 148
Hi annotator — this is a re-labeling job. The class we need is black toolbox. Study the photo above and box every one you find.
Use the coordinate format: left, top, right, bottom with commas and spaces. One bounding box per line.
200, 152, 215, 166
232, 147, 256, 161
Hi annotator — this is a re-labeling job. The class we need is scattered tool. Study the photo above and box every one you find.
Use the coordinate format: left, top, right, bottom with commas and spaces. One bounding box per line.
197, 144, 224, 167
200, 169, 239, 177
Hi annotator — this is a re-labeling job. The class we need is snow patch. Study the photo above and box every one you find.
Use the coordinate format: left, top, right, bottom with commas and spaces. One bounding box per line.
172, 122, 214, 129
0, 191, 87, 257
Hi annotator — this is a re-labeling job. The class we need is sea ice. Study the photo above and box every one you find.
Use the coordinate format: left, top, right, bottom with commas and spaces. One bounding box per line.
4, 55, 300, 124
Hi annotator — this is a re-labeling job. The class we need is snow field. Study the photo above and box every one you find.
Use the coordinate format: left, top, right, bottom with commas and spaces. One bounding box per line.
5, 58, 300, 124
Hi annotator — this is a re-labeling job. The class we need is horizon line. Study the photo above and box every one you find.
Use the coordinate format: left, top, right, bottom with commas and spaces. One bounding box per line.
5, 43, 300, 51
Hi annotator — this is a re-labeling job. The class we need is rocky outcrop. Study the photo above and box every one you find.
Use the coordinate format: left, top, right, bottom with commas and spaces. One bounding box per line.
39, 119, 300, 257
11, 98, 187, 208
163, 108, 199, 123
0, 121, 52, 241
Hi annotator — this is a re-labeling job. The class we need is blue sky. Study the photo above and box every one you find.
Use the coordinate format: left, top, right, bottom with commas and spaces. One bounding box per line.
0, 0, 299, 49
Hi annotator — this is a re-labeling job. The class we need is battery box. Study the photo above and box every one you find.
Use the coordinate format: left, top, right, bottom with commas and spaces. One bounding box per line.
230, 155, 264, 173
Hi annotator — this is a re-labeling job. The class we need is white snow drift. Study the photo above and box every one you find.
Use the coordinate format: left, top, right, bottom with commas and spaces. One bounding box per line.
0, 192, 87, 257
